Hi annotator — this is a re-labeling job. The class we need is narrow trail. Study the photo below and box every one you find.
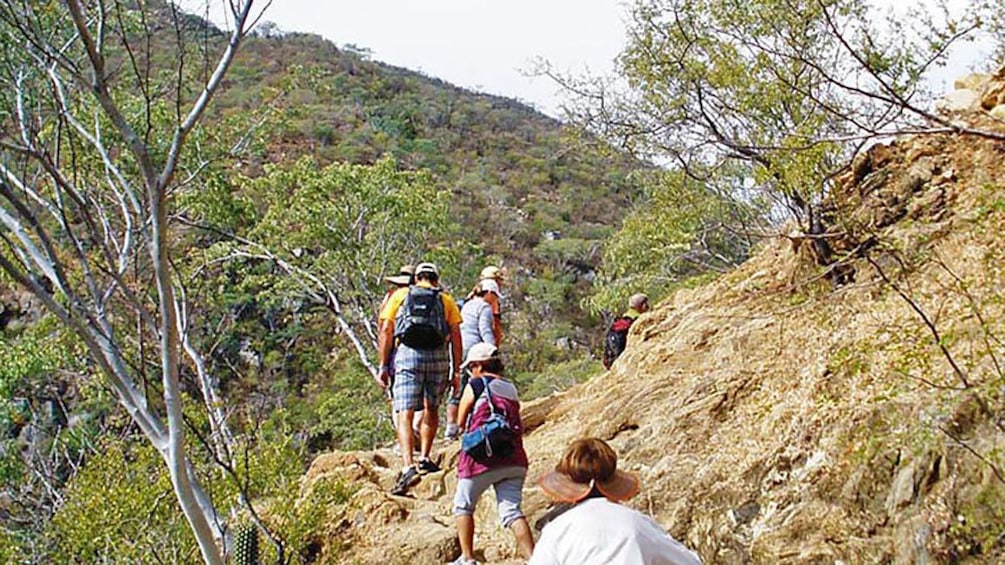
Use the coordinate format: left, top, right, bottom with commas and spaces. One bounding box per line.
304, 434, 539, 564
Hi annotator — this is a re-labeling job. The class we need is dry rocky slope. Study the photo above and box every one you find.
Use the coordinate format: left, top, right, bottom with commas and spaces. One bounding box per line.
297, 72, 1005, 564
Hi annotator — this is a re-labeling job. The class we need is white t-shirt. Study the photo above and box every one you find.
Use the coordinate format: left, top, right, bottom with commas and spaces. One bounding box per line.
528, 498, 702, 565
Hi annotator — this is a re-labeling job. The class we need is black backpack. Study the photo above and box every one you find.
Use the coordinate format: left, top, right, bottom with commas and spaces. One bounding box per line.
602, 316, 635, 369
394, 286, 449, 349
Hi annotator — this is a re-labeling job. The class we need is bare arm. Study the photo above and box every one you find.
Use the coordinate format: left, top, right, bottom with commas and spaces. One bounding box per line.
449, 323, 462, 391
456, 382, 476, 432
375, 319, 394, 388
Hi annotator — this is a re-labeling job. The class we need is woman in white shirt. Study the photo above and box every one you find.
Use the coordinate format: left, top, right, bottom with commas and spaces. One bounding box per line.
530, 438, 702, 565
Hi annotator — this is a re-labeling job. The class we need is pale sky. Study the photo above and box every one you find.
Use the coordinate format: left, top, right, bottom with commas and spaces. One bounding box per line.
180, 0, 989, 118
185, 0, 630, 117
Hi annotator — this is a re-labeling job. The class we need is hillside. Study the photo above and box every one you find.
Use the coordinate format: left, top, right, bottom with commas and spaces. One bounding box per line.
293, 75, 1005, 563
220, 28, 642, 307
187, 24, 651, 412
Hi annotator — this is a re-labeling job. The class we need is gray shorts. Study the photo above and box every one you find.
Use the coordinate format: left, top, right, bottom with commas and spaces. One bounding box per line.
452, 466, 526, 527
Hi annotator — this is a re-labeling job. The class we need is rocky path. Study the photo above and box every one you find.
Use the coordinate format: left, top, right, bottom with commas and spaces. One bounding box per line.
303, 437, 537, 564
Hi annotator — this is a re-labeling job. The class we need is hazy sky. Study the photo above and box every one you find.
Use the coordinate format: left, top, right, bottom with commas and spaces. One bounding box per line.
181, 0, 629, 117
180, 0, 988, 117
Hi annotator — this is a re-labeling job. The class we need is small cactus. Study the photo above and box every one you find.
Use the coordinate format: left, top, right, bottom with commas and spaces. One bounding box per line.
232, 522, 259, 565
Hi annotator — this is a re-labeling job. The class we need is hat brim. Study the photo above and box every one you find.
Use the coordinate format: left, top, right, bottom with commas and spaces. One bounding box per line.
459, 356, 487, 370
384, 275, 412, 285
538, 469, 639, 503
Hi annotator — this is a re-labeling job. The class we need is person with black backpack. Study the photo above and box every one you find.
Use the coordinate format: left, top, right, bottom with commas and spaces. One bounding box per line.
376, 262, 463, 495
602, 293, 650, 369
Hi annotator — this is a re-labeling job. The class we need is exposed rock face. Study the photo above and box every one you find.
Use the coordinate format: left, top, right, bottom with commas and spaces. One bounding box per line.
307, 78, 1005, 563
941, 66, 1005, 117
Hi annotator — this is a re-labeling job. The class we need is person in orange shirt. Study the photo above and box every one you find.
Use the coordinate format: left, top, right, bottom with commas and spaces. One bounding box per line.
376, 265, 421, 442
377, 262, 463, 495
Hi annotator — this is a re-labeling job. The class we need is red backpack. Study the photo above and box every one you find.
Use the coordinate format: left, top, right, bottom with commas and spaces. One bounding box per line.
603, 316, 635, 369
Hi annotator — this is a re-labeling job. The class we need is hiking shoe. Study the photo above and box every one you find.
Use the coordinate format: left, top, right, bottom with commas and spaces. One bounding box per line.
450, 557, 478, 565
390, 466, 420, 495
444, 423, 459, 441
416, 457, 441, 475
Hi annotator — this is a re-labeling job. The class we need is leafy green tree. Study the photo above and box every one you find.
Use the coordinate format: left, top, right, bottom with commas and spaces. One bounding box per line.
555, 0, 1003, 281
587, 167, 767, 313
45, 418, 333, 564
190, 156, 456, 378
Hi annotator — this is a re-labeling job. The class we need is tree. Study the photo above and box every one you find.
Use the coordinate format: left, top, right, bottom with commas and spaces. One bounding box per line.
0, 2, 266, 563
188, 156, 455, 379
551, 0, 1003, 279
586, 166, 768, 313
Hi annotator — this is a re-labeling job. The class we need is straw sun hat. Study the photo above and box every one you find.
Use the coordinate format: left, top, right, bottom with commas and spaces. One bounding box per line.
537, 438, 640, 503
383, 265, 415, 286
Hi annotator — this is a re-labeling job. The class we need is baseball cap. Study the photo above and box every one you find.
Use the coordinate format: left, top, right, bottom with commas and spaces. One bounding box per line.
460, 342, 499, 369
415, 262, 439, 277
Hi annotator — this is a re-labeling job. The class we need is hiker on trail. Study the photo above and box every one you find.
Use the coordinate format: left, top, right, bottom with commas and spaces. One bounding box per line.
377, 262, 463, 495
466, 265, 505, 345
530, 438, 701, 565
375, 265, 422, 443
451, 343, 534, 565
445, 278, 499, 440
602, 293, 650, 369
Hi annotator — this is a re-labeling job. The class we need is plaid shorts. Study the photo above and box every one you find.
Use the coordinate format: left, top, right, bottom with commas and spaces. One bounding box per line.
392, 344, 450, 412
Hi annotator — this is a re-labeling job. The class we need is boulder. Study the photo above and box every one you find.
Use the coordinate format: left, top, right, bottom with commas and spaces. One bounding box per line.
981, 80, 1005, 110
953, 72, 990, 92
936, 89, 978, 113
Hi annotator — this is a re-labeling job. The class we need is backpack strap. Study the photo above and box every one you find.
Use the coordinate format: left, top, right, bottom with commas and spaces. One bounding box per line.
465, 376, 499, 429
470, 376, 499, 414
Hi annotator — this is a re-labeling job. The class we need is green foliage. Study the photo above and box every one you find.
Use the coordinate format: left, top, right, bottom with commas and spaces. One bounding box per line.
47, 440, 197, 563
513, 356, 603, 400
311, 364, 390, 451
588, 168, 765, 314
45, 416, 342, 564
0, 317, 85, 428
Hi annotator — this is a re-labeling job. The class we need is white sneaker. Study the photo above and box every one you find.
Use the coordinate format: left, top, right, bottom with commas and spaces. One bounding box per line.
445, 423, 459, 441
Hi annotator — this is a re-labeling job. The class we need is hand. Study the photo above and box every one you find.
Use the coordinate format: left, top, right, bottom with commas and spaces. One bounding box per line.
451, 377, 461, 398
376, 367, 390, 389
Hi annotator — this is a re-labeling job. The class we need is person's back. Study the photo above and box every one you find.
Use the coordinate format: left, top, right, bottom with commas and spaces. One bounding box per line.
603, 293, 650, 369
529, 498, 699, 565
530, 437, 700, 565
458, 375, 526, 478
460, 294, 496, 354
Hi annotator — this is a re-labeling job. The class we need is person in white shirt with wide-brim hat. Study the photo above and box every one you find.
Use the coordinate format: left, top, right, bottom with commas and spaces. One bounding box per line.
530, 437, 702, 565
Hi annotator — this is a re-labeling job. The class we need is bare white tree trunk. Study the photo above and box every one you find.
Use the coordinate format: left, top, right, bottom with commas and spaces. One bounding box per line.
0, 1, 266, 562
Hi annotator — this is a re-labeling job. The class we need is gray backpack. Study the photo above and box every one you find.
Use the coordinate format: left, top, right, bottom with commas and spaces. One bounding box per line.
395, 286, 449, 349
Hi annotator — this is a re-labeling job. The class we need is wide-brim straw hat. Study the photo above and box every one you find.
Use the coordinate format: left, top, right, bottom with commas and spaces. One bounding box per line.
538, 468, 639, 503
384, 274, 412, 285
384, 265, 415, 286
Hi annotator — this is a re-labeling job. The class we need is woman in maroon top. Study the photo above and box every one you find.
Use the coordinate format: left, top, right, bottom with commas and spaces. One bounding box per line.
451, 343, 534, 565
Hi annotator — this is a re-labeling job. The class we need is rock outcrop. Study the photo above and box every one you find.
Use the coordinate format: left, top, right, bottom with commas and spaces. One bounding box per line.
303, 75, 1005, 564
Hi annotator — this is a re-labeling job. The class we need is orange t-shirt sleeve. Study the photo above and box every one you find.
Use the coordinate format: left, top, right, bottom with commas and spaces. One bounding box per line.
378, 287, 408, 324
441, 293, 462, 326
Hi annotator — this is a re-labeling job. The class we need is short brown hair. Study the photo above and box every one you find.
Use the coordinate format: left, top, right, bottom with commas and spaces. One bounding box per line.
475, 356, 504, 374
556, 438, 618, 484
